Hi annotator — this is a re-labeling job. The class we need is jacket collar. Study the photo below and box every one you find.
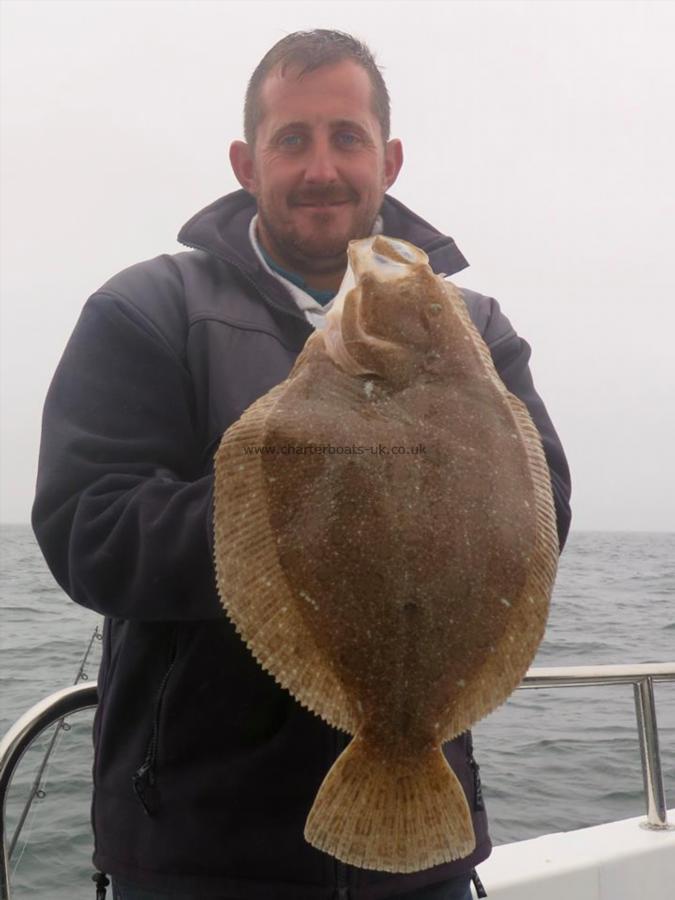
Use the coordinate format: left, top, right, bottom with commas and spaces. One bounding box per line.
177, 189, 468, 319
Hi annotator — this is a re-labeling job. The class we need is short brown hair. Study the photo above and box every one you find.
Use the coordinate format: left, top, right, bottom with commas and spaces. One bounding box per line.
244, 29, 391, 148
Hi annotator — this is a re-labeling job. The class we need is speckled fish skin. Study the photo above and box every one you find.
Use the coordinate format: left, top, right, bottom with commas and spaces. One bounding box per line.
212, 234, 559, 872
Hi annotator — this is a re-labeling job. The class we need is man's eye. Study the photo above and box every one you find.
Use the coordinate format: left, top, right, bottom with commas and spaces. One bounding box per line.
279, 134, 304, 148
336, 132, 360, 147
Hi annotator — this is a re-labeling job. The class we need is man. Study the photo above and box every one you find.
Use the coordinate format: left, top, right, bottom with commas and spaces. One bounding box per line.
32, 29, 571, 900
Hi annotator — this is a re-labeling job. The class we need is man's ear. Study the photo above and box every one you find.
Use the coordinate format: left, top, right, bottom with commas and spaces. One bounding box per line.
230, 140, 256, 194
383, 138, 404, 190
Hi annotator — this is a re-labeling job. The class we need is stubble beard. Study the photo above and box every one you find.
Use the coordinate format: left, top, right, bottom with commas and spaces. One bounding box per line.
256, 198, 379, 277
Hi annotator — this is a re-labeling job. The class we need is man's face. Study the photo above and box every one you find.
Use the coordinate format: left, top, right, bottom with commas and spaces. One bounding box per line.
231, 59, 403, 285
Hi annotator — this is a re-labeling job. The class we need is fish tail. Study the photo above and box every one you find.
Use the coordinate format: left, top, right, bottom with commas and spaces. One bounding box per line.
304, 733, 476, 872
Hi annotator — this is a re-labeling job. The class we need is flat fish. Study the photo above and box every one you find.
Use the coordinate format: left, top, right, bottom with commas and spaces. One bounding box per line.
213, 234, 559, 872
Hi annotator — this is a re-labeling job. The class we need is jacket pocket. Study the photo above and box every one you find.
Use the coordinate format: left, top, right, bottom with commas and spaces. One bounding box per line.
132, 627, 179, 816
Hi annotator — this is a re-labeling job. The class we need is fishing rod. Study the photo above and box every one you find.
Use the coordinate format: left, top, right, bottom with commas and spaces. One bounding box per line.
8, 625, 102, 860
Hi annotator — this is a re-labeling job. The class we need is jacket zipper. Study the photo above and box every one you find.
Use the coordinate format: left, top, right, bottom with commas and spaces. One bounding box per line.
333, 728, 351, 900
132, 629, 179, 815
465, 731, 485, 812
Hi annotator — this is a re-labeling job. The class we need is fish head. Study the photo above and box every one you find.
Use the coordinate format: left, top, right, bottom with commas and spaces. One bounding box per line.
322, 235, 460, 386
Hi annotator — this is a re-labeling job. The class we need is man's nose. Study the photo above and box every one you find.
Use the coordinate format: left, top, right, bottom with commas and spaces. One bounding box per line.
303, 137, 339, 183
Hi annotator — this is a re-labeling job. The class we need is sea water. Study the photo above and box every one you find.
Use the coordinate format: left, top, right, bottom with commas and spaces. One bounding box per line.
1, 525, 674, 899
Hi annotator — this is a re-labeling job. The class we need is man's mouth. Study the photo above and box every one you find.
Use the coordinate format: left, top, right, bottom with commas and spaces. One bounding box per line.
294, 200, 351, 208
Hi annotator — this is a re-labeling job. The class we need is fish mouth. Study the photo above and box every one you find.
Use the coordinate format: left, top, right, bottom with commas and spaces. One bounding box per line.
347, 235, 429, 283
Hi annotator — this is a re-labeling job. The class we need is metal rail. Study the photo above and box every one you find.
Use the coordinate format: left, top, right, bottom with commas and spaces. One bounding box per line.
517, 663, 674, 832
0, 684, 98, 900
1, 665, 673, 899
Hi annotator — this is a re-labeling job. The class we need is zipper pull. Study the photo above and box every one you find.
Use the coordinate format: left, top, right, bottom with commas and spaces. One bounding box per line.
132, 760, 159, 816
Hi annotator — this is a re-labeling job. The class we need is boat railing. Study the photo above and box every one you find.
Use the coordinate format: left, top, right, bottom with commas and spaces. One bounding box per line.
1, 663, 674, 900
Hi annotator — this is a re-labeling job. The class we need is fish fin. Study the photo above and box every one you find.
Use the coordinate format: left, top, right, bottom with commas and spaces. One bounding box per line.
438, 279, 559, 740
305, 734, 475, 872
213, 372, 358, 735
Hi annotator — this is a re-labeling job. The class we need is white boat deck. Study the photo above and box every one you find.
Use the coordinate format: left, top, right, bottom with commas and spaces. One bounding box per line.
474, 809, 675, 898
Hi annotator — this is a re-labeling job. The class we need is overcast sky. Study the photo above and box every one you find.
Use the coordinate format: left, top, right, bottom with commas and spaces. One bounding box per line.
1, 0, 674, 531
